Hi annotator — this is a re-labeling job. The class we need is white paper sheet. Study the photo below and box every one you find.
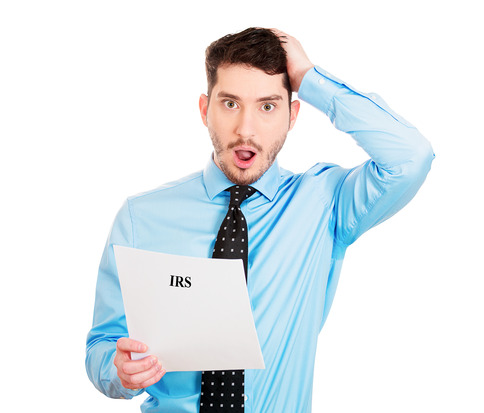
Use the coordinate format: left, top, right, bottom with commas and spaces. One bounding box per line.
113, 245, 265, 372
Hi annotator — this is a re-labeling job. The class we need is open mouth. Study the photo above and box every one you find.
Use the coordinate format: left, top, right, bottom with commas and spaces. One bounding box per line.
233, 149, 257, 169
236, 150, 255, 161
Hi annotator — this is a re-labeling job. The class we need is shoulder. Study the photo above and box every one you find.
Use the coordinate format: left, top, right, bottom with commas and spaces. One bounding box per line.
127, 170, 204, 205
276, 162, 352, 207
280, 162, 350, 186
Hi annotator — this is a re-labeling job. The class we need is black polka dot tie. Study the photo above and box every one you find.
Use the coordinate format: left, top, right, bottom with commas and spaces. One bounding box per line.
200, 185, 254, 412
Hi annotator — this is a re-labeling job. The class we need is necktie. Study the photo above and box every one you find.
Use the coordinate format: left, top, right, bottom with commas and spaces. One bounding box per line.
200, 185, 254, 412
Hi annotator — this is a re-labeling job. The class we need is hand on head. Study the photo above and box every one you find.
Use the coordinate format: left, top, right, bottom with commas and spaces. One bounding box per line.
271, 29, 314, 93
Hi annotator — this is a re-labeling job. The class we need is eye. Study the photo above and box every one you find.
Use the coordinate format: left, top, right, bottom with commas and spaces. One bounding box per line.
261, 103, 275, 112
223, 100, 238, 109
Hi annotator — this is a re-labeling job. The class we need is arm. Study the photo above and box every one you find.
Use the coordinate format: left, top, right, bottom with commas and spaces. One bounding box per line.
275, 30, 434, 245
85, 200, 165, 398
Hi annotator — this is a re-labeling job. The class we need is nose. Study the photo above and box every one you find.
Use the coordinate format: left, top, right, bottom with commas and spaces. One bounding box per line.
235, 108, 256, 139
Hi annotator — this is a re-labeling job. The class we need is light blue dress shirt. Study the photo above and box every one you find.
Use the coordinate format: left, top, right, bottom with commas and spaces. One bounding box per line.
86, 66, 434, 412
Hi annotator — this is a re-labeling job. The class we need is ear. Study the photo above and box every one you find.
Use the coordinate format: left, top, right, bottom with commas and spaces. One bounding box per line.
288, 99, 300, 131
199, 94, 209, 127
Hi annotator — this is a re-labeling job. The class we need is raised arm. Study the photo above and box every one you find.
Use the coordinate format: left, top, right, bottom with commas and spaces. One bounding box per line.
274, 29, 435, 245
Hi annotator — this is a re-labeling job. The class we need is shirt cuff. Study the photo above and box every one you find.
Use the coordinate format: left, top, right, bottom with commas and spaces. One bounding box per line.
297, 66, 342, 116
298, 65, 416, 128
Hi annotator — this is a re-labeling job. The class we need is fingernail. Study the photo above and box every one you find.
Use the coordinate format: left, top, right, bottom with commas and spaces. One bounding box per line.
160, 369, 166, 376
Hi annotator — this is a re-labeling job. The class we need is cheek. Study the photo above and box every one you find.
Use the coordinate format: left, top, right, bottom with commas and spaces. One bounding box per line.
267, 109, 290, 126
262, 115, 289, 136
208, 110, 231, 133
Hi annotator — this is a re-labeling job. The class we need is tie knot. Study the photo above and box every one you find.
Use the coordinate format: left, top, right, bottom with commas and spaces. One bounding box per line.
228, 185, 254, 206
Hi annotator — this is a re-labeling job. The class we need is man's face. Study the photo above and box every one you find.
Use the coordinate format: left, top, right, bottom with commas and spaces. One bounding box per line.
199, 64, 300, 185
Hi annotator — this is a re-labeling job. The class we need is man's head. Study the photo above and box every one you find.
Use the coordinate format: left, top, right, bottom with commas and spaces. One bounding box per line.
199, 28, 300, 185
205, 27, 292, 102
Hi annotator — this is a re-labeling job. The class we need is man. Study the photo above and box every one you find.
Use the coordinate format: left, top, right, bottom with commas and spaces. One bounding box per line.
86, 28, 434, 412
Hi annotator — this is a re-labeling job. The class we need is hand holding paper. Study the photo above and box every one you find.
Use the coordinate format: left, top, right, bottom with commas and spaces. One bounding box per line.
114, 338, 166, 390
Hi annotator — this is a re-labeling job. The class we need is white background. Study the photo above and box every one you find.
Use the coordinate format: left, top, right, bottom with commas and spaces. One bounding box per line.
1, 0, 482, 411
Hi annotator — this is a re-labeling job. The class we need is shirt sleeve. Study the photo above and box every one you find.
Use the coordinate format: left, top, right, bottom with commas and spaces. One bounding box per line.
298, 66, 435, 246
85, 199, 144, 399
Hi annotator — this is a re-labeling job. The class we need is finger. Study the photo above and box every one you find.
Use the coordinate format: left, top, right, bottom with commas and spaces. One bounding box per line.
122, 355, 159, 375
117, 337, 148, 354
124, 362, 166, 389
120, 367, 166, 390
270, 28, 289, 39
269, 28, 285, 35
138, 368, 166, 389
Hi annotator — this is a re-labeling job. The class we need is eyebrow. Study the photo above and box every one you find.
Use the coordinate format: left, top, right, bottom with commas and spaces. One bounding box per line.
216, 91, 284, 102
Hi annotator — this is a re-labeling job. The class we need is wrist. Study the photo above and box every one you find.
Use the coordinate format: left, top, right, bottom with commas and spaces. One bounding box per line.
292, 64, 315, 92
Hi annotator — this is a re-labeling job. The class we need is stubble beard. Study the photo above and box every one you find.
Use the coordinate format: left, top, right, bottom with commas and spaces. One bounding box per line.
209, 128, 287, 185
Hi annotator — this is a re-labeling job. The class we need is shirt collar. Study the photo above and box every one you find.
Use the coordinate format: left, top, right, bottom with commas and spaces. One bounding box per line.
203, 154, 281, 202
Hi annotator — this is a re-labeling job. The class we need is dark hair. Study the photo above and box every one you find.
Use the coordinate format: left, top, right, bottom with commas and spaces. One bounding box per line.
205, 27, 291, 100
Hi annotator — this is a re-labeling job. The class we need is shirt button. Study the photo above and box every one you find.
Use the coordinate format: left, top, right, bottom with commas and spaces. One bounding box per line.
318, 77, 326, 85
244, 394, 248, 401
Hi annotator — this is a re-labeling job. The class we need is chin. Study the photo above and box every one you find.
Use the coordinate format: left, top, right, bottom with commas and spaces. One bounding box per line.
228, 172, 258, 186
224, 165, 263, 186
